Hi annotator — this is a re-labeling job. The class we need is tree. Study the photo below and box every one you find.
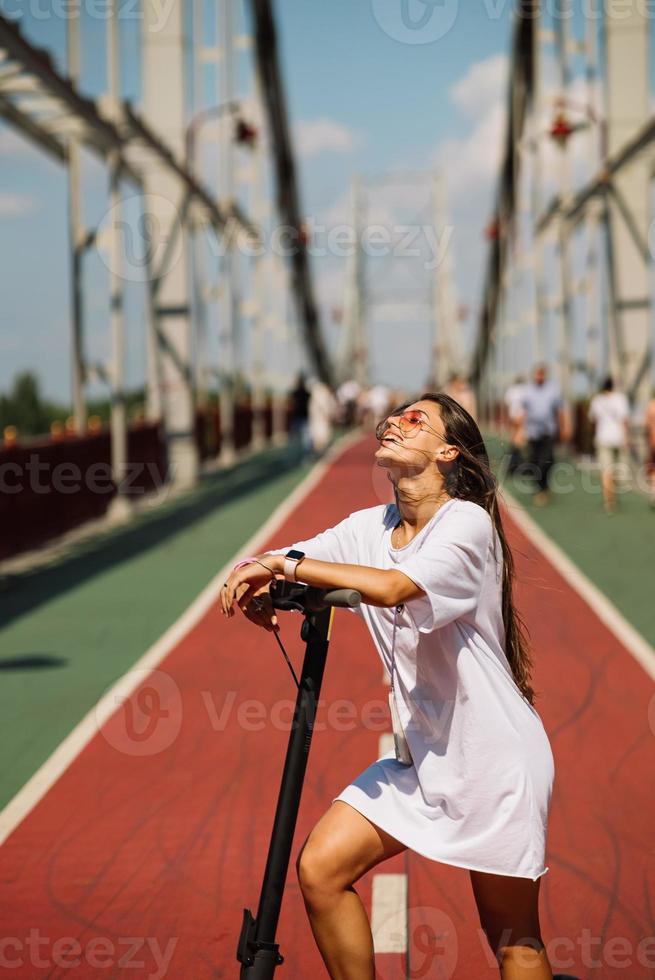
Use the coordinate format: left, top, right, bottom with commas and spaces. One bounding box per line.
0, 371, 50, 437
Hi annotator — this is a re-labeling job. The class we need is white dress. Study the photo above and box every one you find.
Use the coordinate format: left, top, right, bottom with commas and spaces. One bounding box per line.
271, 498, 555, 880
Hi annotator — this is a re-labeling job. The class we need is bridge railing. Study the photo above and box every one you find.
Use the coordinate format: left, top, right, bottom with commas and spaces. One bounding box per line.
0, 403, 291, 563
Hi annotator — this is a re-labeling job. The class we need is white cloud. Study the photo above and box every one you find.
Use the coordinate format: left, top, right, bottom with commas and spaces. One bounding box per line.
433, 53, 509, 195
294, 117, 362, 158
436, 99, 507, 196
450, 53, 509, 121
0, 193, 38, 217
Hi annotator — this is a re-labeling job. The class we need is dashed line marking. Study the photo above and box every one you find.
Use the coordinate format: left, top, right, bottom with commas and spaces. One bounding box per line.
371, 873, 408, 954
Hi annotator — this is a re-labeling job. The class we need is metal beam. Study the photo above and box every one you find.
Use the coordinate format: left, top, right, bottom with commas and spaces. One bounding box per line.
537, 113, 655, 234
248, 0, 332, 386
471, 2, 537, 385
0, 12, 259, 244
0, 15, 128, 159
0, 91, 65, 161
121, 102, 258, 241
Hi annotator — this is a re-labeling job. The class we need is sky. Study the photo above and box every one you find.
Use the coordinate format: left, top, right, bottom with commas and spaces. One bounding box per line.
0, 0, 521, 403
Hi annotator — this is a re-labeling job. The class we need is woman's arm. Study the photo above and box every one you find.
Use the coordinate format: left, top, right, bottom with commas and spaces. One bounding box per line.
263, 553, 426, 608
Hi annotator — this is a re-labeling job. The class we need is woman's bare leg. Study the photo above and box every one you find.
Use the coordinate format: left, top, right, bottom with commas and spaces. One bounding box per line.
296, 800, 407, 980
470, 870, 554, 979
601, 468, 616, 513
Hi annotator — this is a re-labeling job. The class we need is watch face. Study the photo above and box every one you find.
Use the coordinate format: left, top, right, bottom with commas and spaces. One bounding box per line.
286, 549, 305, 560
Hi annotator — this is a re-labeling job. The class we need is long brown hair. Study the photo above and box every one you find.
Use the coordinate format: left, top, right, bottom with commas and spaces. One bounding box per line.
387, 392, 536, 706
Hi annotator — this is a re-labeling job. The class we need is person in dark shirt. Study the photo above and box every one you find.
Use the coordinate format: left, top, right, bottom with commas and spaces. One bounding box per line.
520, 364, 569, 506
289, 372, 311, 458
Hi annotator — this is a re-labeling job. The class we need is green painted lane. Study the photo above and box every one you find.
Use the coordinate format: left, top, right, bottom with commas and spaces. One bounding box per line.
487, 434, 655, 648
0, 442, 317, 810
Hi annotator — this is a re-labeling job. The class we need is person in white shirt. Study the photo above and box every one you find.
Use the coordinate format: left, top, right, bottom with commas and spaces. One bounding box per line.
308, 378, 337, 457
504, 376, 528, 473
221, 393, 556, 979
336, 378, 361, 427
588, 377, 630, 515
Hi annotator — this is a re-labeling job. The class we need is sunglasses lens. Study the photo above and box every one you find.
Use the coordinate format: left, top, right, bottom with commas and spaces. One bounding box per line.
399, 413, 422, 434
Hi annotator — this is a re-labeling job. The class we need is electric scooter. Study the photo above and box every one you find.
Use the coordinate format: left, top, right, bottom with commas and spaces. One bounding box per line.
235, 579, 580, 980
236, 579, 361, 978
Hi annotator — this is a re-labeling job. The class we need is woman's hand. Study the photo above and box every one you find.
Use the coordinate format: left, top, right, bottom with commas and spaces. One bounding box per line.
239, 582, 279, 632
220, 556, 281, 627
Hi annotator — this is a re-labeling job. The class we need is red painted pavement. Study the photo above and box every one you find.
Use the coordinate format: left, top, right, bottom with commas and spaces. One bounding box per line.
405, 503, 655, 978
0, 436, 653, 980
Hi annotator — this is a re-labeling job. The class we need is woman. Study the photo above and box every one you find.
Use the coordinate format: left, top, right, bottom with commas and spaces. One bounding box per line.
221, 393, 556, 979
588, 376, 630, 515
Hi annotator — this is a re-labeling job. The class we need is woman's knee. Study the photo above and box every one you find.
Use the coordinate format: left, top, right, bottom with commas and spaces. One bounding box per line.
296, 838, 347, 906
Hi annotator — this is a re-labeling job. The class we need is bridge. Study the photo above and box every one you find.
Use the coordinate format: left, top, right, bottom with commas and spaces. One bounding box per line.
1, 2, 654, 977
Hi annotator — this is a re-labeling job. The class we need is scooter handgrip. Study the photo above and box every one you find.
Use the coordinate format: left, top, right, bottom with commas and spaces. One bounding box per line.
321, 588, 361, 609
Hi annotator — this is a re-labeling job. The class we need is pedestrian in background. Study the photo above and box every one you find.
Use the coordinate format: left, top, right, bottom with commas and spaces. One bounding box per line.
445, 373, 478, 421
588, 376, 630, 515
308, 378, 337, 458
359, 384, 392, 431
645, 389, 655, 510
336, 378, 361, 428
520, 364, 569, 507
504, 375, 528, 474
289, 372, 312, 460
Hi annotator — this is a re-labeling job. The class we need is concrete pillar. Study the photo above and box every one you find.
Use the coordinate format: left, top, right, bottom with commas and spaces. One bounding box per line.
67, 13, 86, 435
605, 4, 651, 405
141, 0, 199, 488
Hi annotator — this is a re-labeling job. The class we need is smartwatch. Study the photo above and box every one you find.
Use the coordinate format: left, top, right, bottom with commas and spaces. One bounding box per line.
283, 549, 306, 582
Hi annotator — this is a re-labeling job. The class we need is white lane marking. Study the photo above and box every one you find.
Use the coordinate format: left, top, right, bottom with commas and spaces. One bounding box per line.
378, 733, 395, 756
503, 494, 655, 682
0, 430, 364, 848
371, 873, 408, 954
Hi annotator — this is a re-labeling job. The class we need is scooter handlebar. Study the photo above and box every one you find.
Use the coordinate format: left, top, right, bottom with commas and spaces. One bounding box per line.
314, 588, 361, 610
270, 580, 361, 613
